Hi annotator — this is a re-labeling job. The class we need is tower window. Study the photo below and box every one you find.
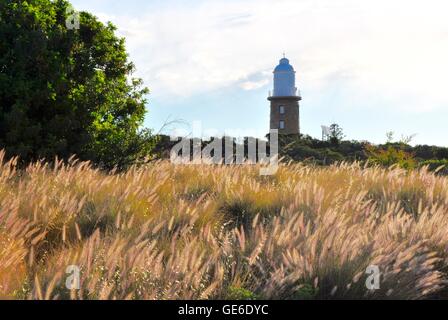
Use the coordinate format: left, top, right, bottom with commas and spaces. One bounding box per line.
279, 105, 285, 114
279, 121, 285, 129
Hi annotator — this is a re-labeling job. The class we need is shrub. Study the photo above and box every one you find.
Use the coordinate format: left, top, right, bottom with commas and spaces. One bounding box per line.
226, 287, 260, 300
366, 144, 417, 169
420, 159, 448, 175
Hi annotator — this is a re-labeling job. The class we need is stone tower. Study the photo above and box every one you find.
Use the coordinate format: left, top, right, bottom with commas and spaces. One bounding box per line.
268, 56, 301, 135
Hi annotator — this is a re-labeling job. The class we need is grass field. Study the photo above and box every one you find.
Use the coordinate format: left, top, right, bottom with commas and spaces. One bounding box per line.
1, 150, 448, 300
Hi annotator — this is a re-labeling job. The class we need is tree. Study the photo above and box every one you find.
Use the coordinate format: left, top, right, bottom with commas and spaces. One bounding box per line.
328, 123, 345, 145
386, 131, 394, 143
0, 0, 155, 169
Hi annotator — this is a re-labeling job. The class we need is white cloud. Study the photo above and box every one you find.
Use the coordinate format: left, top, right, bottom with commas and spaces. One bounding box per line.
238, 70, 271, 91
75, 0, 448, 112
239, 79, 269, 91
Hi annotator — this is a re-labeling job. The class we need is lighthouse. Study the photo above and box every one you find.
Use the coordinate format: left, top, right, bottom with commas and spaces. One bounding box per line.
268, 56, 301, 135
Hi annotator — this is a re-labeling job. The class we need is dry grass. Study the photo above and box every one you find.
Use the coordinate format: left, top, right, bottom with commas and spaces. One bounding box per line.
0, 150, 448, 300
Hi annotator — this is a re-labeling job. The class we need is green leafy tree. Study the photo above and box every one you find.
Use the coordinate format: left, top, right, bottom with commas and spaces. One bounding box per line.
0, 0, 155, 169
328, 123, 345, 145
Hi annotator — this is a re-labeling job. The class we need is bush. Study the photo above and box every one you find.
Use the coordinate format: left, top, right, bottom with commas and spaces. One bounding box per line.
366, 144, 417, 169
294, 284, 318, 300
226, 287, 260, 300
420, 159, 448, 175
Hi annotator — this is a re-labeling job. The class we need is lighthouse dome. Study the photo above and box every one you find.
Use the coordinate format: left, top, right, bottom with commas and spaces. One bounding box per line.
272, 56, 297, 97
274, 58, 295, 72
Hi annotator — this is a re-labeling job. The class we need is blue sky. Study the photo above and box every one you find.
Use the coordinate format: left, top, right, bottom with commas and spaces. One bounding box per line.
71, 0, 448, 146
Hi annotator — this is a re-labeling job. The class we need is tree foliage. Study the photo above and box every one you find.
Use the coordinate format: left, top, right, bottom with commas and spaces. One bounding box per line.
328, 123, 345, 145
0, 0, 155, 169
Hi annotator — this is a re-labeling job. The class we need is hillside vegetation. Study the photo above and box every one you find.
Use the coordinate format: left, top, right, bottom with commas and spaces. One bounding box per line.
1, 151, 448, 300
154, 133, 448, 172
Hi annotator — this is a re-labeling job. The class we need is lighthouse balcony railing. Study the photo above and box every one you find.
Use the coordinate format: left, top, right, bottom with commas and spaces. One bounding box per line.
268, 89, 301, 99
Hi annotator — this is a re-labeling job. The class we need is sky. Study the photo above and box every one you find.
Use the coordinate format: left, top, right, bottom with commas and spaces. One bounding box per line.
71, 0, 448, 146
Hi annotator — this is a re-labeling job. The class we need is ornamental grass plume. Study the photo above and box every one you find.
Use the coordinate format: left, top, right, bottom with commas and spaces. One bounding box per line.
0, 151, 447, 300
